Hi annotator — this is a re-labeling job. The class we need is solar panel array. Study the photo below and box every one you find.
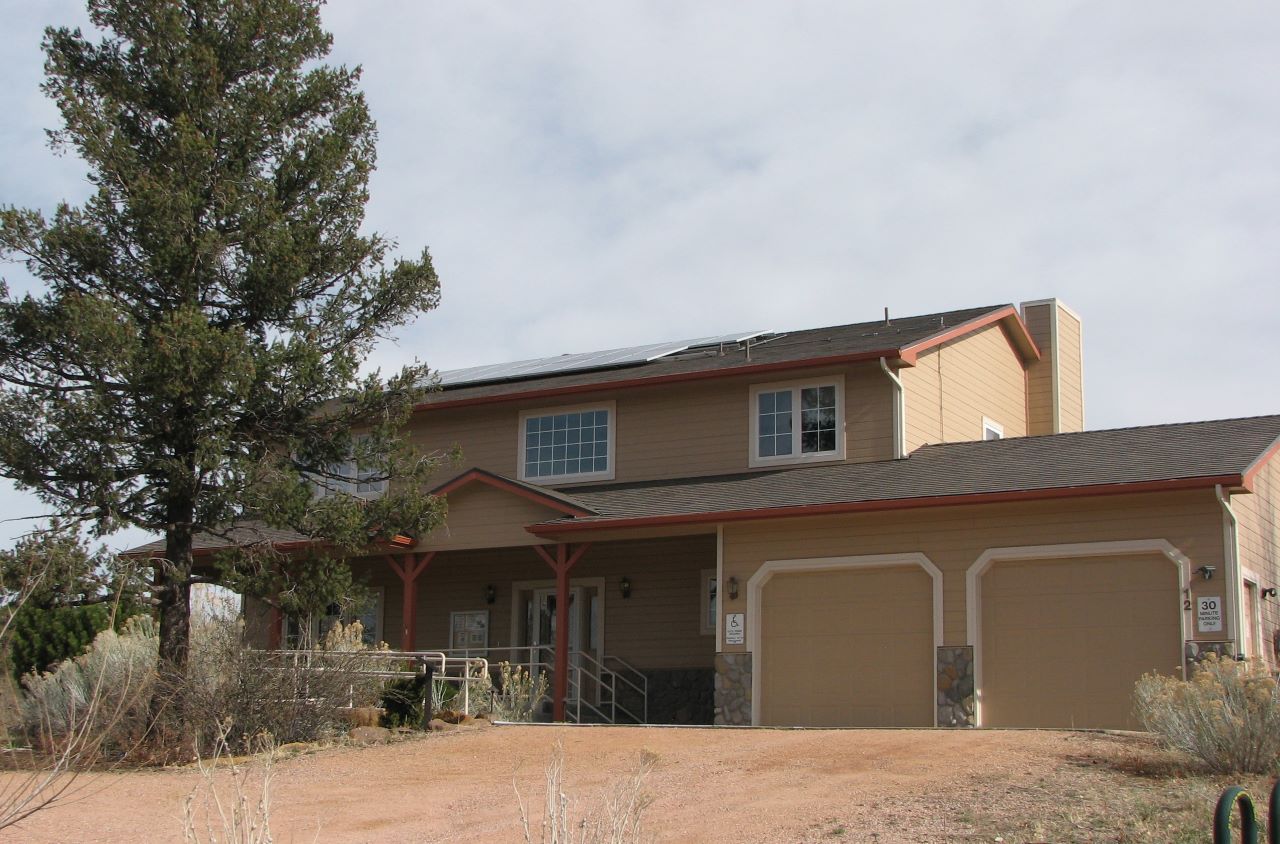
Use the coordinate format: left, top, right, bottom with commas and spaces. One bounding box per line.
436, 330, 771, 388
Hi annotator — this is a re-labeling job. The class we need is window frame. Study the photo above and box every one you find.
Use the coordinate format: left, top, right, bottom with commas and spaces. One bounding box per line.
517, 400, 617, 485
982, 417, 1004, 441
748, 376, 846, 468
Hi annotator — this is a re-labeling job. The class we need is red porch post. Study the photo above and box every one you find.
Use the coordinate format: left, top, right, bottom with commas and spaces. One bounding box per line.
267, 605, 283, 650
386, 552, 435, 651
533, 543, 591, 721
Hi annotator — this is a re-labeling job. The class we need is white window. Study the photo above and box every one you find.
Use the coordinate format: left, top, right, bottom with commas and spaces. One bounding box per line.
284, 588, 384, 649
518, 402, 616, 484
700, 569, 717, 636
749, 377, 845, 467
982, 418, 1004, 441
311, 436, 387, 500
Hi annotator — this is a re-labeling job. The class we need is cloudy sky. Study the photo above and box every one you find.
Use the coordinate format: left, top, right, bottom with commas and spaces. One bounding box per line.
0, 1, 1277, 551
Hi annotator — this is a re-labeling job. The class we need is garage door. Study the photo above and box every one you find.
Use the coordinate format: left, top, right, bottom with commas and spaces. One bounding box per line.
760, 565, 934, 727
981, 555, 1181, 729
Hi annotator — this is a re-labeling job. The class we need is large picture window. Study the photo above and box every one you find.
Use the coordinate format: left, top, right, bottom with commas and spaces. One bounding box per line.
749, 378, 845, 466
518, 402, 615, 483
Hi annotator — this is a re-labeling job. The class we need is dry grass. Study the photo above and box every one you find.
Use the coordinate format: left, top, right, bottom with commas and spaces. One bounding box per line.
516, 739, 655, 844
945, 734, 1275, 844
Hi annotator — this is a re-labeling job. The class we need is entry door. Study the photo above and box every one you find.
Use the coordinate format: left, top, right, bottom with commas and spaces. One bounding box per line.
531, 587, 583, 652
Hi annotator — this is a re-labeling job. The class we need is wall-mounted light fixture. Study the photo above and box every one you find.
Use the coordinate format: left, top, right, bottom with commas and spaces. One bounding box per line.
620, 577, 632, 599
1197, 565, 1216, 580
727, 576, 739, 601
1264, 587, 1278, 599
485, 584, 496, 605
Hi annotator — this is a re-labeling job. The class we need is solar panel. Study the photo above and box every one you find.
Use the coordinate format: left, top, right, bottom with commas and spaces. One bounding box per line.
435, 331, 772, 388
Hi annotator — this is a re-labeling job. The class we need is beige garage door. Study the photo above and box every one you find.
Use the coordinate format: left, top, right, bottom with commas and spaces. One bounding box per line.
981, 555, 1181, 729
760, 566, 934, 727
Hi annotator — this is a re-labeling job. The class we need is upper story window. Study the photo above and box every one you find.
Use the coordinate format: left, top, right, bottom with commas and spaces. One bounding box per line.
749, 377, 845, 467
519, 402, 615, 484
982, 418, 1004, 441
312, 438, 387, 500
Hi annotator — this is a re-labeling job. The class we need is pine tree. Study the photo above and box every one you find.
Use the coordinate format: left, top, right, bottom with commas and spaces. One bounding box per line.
0, 0, 446, 674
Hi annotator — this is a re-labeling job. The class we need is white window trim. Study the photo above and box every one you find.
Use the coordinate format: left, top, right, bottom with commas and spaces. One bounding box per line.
700, 568, 717, 636
517, 400, 617, 485
982, 417, 1004, 441
748, 375, 846, 468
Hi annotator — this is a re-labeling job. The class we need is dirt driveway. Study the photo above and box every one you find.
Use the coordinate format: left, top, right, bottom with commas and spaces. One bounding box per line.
1, 725, 1220, 842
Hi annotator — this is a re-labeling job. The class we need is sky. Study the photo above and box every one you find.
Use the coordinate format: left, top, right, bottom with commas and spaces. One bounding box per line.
0, 1, 1277, 552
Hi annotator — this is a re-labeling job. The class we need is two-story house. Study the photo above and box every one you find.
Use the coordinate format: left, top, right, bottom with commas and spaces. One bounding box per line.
137, 299, 1280, 731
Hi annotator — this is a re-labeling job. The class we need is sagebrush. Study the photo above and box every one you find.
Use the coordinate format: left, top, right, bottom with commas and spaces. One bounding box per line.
1134, 654, 1280, 774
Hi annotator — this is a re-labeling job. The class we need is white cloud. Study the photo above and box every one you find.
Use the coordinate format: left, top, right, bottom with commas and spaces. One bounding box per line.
0, 1, 1277, 545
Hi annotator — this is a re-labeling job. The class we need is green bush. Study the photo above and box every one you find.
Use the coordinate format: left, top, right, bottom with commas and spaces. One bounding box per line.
9, 603, 116, 680
1134, 653, 1280, 774
380, 675, 431, 728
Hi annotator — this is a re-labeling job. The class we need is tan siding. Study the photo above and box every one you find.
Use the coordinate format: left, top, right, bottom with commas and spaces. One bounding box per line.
418, 484, 561, 551
901, 350, 941, 452
355, 535, 716, 672
936, 324, 1028, 442
1022, 302, 1055, 435
1057, 309, 1085, 432
1235, 458, 1280, 668
720, 490, 1225, 650
409, 362, 895, 489
901, 323, 1029, 449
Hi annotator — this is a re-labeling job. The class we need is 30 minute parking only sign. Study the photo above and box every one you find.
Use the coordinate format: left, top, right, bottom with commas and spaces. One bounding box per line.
1197, 596, 1223, 633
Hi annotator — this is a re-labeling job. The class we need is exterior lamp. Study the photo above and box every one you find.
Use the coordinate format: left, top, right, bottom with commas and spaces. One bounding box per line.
727, 576, 739, 600
485, 584, 496, 605
620, 577, 632, 599
1264, 588, 1278, 599
1197, 565, 1216, 580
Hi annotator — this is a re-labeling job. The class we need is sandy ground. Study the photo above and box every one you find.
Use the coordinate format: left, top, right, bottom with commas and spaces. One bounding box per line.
1, 725, 1167, 843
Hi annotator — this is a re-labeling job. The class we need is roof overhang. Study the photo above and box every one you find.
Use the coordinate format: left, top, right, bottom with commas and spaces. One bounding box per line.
897, 305, 1040, 365
415, 306, 1039, 412
526, 473, 1243, 537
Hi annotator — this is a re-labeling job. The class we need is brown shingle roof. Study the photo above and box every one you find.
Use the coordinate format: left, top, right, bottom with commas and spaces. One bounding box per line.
531, 415, 1280, 532
124, 520, 313, 558
419, 304, 1026, 407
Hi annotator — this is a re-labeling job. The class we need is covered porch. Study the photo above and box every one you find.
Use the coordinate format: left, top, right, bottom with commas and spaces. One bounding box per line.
253, 469, 719, 724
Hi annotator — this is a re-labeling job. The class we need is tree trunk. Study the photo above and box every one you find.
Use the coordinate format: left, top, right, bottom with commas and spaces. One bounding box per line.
156, 525, 194, 675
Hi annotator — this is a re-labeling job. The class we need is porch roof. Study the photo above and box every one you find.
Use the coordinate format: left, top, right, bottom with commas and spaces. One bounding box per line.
531, 414, 1280, 532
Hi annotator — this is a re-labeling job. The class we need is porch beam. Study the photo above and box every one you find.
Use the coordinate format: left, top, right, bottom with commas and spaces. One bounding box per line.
387, 552, 436, 651
533, 543, 592, 721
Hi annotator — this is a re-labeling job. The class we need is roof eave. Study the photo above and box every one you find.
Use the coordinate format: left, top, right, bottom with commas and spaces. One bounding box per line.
897, 305, 1041, 365
525, 473, 1242, 536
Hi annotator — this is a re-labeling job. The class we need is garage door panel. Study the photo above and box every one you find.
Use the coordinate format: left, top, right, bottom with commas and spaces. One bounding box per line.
761, 566, 934, 728
982, 555, 1180, 729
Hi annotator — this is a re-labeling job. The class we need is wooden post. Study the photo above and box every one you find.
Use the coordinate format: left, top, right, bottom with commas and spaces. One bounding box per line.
267, 605, 283, 650
533, 543, 591, 721
387, 552, 435, 651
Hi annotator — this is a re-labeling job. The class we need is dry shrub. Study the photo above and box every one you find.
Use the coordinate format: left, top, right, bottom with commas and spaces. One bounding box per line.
18, 614, 157, 757
180, 614, 387, 751
516, 740, 655, 844
488, 662, 549, 723
1134, 654, 1280, 774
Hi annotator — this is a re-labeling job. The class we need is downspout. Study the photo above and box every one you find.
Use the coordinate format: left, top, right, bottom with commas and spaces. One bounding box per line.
879, 357, 906, 459
1215, 484, 1244, 657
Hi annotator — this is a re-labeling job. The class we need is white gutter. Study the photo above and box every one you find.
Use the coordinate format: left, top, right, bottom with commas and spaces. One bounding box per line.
1215, 484, 1244, 656
879, 356, 906, 459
